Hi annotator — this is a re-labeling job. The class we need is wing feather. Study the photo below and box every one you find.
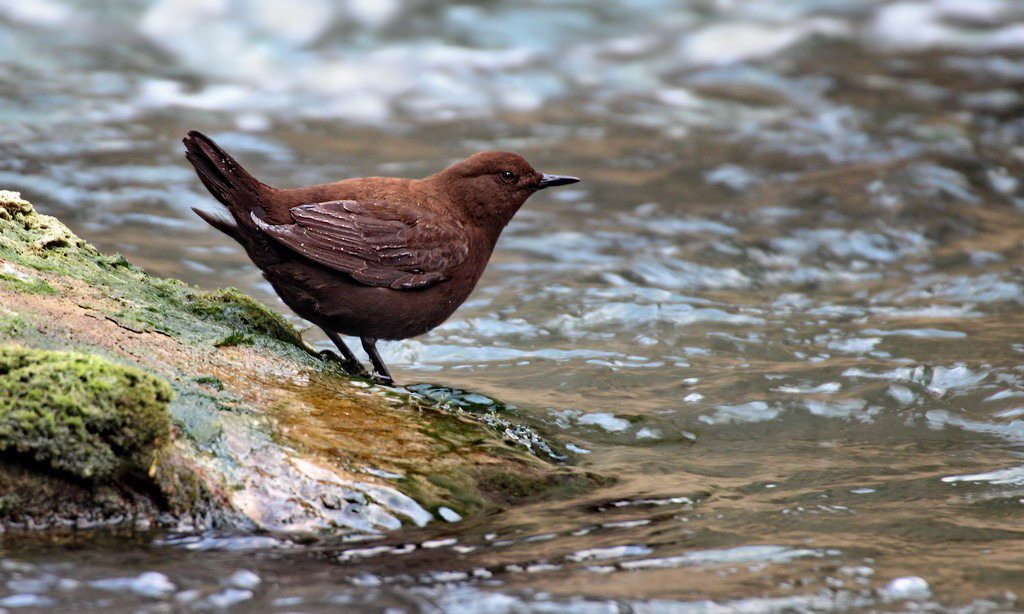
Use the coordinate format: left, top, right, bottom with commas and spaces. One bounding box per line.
252, 199, 468, 290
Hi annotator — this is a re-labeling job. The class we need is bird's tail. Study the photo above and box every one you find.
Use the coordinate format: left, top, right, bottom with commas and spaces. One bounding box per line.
184, 130, 272, 235
184, 130, 261, 206
185, 130, 285, 265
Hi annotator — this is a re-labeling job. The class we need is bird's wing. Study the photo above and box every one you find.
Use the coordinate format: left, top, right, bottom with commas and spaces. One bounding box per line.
251, 199, 469, 290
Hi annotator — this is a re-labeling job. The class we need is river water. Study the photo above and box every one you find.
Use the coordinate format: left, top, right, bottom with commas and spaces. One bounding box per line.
3, 0, 1024, 611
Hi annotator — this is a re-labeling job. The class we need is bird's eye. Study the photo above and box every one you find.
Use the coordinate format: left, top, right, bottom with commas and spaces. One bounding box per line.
499, 170, 517, 184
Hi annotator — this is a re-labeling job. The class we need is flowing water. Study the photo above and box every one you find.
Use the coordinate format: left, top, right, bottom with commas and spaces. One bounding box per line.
3, 0, 1024, 611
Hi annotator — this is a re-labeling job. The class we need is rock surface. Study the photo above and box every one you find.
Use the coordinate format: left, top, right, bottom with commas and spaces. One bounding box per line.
0, 190, 599, 535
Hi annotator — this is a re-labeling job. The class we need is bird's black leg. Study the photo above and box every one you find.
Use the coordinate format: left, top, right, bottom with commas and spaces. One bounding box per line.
323, 330, 369, 377
361, 337, 394, 385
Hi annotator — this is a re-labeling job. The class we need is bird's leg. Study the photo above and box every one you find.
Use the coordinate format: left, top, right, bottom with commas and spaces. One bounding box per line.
361, 337, 394, 385
323, 330, 370, 377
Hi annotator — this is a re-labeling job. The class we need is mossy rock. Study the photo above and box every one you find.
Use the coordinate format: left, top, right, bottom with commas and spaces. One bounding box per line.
0, 272, 57, 296
0, 190, 306, 353
186, 288, 302, 347
0, 346, 172, 482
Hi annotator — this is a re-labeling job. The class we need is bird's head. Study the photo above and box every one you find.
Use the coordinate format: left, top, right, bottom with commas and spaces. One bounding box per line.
435, 151, 579, 229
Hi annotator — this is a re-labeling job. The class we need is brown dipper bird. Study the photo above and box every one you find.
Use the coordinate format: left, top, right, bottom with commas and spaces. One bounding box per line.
184, 130, 579, 384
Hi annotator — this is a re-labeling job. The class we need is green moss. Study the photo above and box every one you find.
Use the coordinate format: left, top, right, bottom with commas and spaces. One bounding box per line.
0, 311, 34, 337
0, 346, 172, 482
149, 445, 222, 516
191, 374, 224, 389
0, 272, 58, 295
213, 331, 253, 347
187, 288, 304, 347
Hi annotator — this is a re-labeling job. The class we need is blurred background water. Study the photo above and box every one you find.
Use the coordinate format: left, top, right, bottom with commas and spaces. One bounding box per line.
3, 0, 1024, 611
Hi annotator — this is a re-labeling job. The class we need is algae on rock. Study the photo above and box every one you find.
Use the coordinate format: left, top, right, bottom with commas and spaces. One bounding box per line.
0, 346, 171, 482
0, 190, 600, 535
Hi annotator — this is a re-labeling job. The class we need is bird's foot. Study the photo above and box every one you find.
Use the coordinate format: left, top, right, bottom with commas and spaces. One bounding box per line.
370, 372, 395, 386
318, 349, 370, 378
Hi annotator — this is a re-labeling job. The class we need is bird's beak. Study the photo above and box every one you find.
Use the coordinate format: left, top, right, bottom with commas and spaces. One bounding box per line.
537, 173, 580, 189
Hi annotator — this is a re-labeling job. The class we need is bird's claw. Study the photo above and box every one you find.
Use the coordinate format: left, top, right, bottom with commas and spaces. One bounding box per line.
370, 373, 395, 386
318, 349, 370, 378
317, 349, 390, 384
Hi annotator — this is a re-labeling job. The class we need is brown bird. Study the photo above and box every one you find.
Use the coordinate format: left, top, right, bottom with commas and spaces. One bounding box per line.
183, 130, 579, 384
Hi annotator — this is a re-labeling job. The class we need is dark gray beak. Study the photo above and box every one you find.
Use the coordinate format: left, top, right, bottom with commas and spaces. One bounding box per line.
537, 173, 580, 189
